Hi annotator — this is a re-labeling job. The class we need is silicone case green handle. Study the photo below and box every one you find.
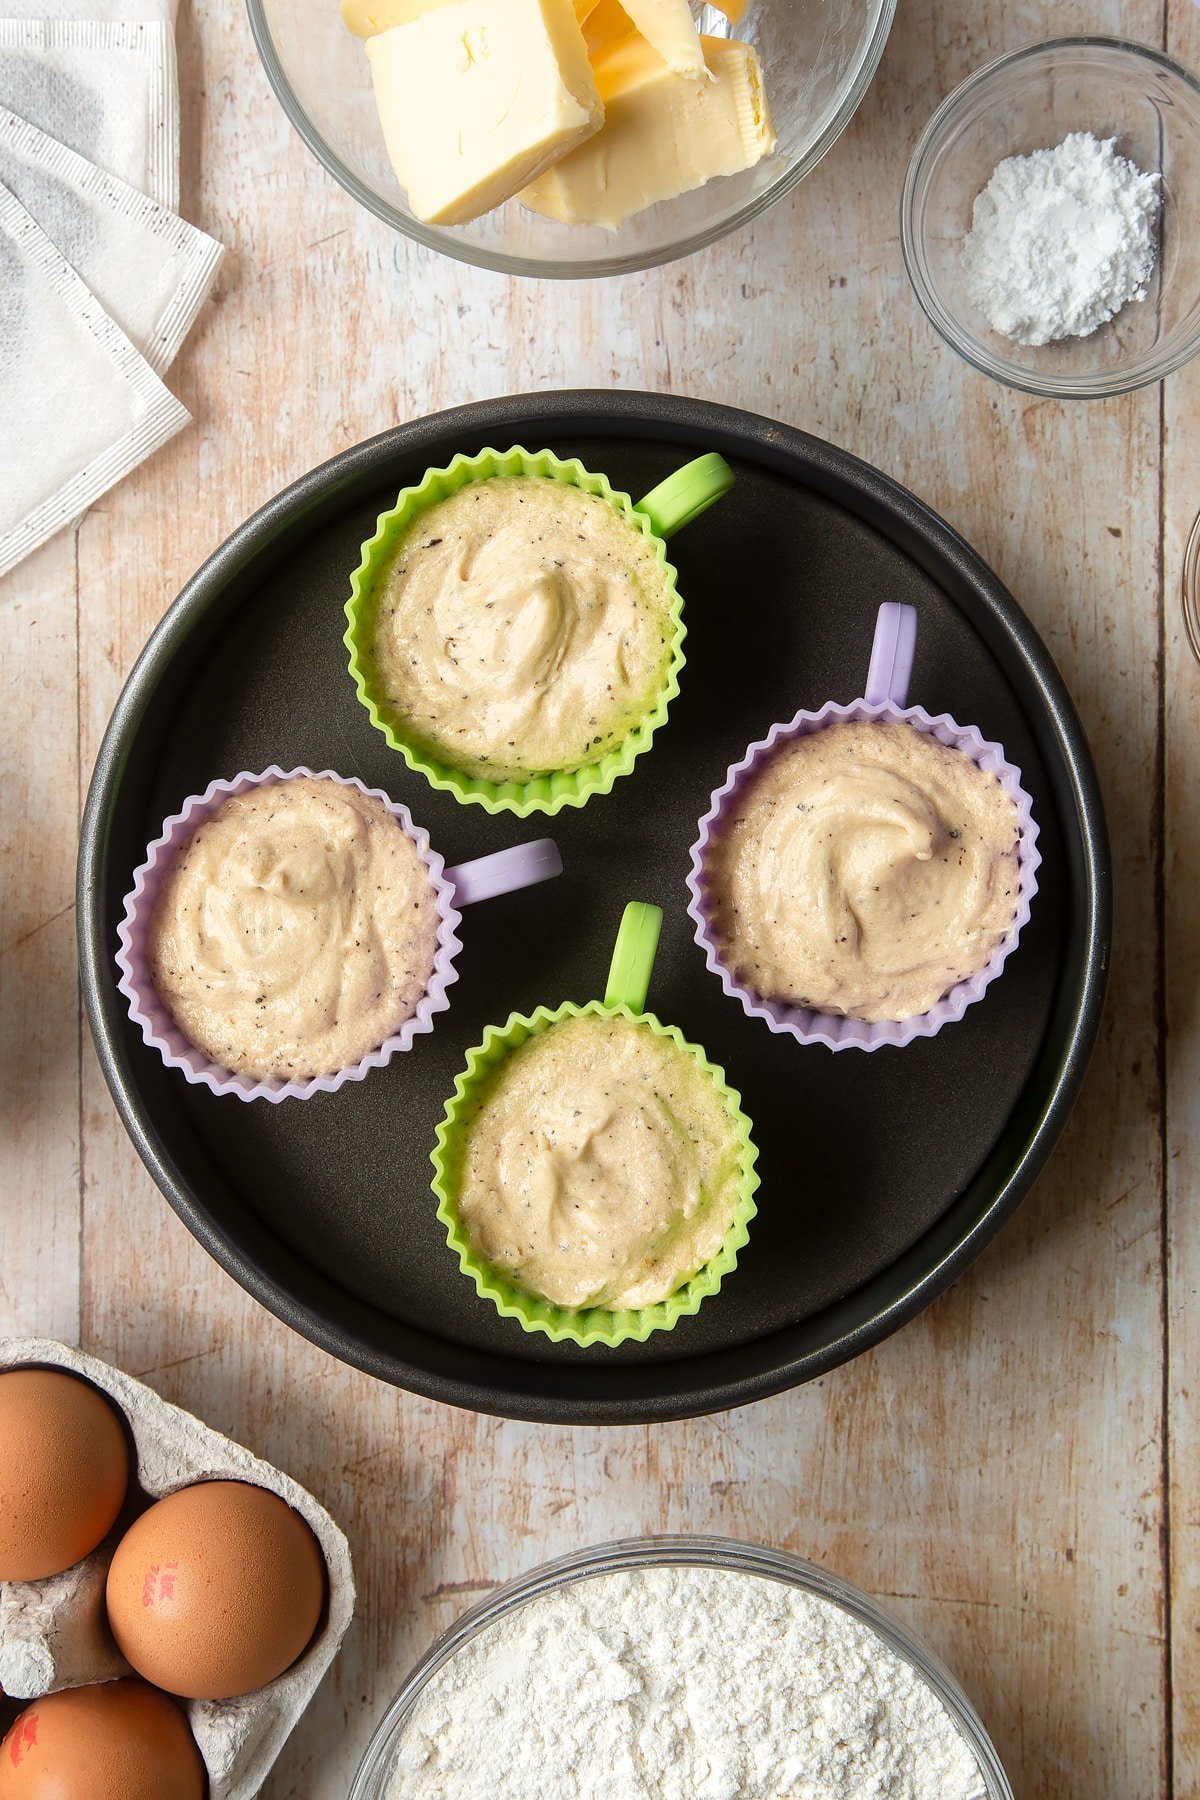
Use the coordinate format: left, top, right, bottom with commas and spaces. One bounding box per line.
604, 902, 663, 1013
431, 892, 759, 1348
634, 453, 735, 540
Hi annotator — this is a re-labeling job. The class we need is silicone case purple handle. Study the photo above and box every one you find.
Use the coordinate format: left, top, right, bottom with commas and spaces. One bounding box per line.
685, 596, 1041, 1052
444, 838, 563, 907
863, 602, 918, 707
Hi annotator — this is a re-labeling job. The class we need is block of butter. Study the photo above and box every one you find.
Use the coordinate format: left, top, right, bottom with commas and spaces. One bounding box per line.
522, 33, 775, 229
342, 0, 443, 41
618, 0, 706, 76
346, 0, 601, 39
366, 0, 603, 224
582, 0, 633, 53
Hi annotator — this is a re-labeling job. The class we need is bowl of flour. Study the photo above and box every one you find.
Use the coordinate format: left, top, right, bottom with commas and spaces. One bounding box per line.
901, 37, 1200, 397
348, 1536, 1013, 1800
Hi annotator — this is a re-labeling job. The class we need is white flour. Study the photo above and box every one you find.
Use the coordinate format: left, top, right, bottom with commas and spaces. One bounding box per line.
387, 1565, 990, 1799
963, 131, 1160, 346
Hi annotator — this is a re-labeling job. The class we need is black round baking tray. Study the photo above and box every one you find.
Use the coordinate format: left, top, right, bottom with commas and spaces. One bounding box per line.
77, 390, 1111, 1425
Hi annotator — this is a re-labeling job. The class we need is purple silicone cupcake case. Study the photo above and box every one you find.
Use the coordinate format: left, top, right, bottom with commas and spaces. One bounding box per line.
685, 603, 1043, 1051
115, 767, 562, 1102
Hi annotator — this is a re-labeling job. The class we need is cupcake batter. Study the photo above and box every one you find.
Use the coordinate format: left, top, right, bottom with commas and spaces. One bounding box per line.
454, 1015, 743, 1309
708, 721, 1021, 1024
146, 777, 439, 1079
369, 477, 676, 782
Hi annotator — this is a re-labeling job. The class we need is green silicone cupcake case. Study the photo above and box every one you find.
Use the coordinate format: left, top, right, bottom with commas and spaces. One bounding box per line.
344, 447, 735, 816
431, 902, 760, 1348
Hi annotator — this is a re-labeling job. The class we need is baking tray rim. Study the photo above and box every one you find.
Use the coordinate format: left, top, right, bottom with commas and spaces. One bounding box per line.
76, 388, 1112, 1425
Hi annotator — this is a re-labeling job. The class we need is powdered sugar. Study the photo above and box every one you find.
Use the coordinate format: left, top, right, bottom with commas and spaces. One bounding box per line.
963, 131, 1160, 346
387, 1565, 990, 1799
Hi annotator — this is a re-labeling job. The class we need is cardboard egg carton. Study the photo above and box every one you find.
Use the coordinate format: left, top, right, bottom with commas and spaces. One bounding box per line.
0, 1337, 355, 1799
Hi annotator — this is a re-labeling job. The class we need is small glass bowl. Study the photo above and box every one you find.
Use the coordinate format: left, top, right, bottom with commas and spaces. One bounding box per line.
348, 1535, 1014, 1799
245, 0, 896, 279
1185, 508, 1200, 668
902, 37, 1200, 397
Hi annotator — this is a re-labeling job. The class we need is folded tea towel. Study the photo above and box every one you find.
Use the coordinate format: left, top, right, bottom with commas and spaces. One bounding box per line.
0, 182, 189, 580
0, 8, 222, 579
0, 105, 222, 375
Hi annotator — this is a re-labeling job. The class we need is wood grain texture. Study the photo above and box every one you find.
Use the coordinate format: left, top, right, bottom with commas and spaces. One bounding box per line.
1166, 9, 1200, 1797
0, 0, 1194, 1794
0, 532, 81, 1350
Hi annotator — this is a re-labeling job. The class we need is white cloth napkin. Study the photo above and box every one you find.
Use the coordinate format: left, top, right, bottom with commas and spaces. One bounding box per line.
0, 20, 178, 213
0, 104, 222, 375
3, 0, 177, 20
0, 181, 188, 579
0, 9, 223, 577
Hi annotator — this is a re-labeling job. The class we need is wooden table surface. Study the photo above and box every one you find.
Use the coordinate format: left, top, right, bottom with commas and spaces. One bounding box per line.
3, 0, 1199, 1793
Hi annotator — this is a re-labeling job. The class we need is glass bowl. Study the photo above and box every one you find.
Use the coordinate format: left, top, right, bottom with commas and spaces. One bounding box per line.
902, 37, 1200, 397
348, 1534, 1014, 1798
245, 0, 896, 278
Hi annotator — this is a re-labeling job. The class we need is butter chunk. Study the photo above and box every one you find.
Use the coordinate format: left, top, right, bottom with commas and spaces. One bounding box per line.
522, 34, 775, 229
342, 0, 454, 42
618, 0, 705, 75
366, 0, 603, 225
583, 0, 633, 52
347, 0, 599, 23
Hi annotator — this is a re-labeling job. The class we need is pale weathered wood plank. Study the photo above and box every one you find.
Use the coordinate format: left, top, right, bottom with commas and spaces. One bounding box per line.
1165, 7, 1200, 1793
0, 0, 1183, 1794
0, 531, 82, 1348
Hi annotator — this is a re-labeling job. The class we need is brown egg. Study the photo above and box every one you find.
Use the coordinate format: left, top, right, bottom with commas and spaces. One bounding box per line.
0, 1679, 206, 1800
0, 1369, 130, 1581
105, 1480, 326, 1701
